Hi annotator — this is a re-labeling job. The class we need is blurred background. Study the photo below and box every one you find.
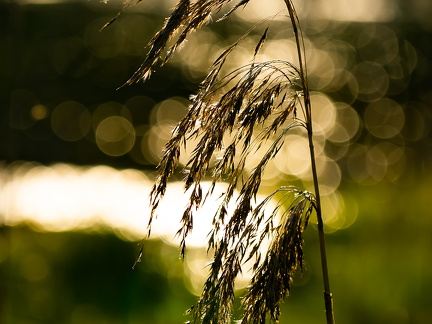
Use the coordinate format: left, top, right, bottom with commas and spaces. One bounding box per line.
1, 0, 432, 323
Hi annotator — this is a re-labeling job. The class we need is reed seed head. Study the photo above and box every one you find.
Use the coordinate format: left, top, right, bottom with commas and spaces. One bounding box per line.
109, 1, 329, 322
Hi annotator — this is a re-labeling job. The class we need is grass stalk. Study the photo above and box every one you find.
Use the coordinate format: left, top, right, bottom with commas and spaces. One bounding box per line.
107, 0, 336, 322
309, 130, 335, 324
284, 0, 335, 322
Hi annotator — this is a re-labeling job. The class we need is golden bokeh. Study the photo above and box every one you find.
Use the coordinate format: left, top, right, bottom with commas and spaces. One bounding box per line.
96, 116, 136, 156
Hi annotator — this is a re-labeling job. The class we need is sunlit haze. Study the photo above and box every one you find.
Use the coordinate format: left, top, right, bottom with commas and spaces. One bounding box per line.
1, 163, 224, 246
0, 161, 358, 241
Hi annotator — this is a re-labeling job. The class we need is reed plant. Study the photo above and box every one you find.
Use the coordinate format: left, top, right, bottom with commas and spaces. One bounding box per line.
106, 0, 335, 322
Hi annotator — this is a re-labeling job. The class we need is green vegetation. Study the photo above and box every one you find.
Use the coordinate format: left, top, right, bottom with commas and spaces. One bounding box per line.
0, 226, 196, 324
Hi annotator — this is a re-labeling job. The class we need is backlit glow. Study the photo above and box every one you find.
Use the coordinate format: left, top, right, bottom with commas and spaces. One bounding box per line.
0, 162, 357, 241
1, 164, 218, 246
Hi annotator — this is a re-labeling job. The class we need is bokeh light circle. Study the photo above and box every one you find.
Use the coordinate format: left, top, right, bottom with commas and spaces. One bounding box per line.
346, 141, 407, 184
274, 135, 311, 177
51, 101, 91, 142
95, 116, 135, 156
352, 61, 389, 102
317, 157, 342, 195
310, 92, 337, 138
347, 144, 371, 184
321, 191, 358, 232
364, 98, 405, 139
328, 103, 361, 144
357, 24, 399, 66
143, 125, 173, 164
31, 104, 49, 121
366, 145, 388, 181
150, 97, 188, 125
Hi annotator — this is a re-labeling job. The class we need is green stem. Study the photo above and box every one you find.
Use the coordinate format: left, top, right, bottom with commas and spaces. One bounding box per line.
283, 0, 335, 322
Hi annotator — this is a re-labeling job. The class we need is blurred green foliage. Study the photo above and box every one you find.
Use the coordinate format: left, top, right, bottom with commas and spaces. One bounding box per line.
1, 226, 196, 324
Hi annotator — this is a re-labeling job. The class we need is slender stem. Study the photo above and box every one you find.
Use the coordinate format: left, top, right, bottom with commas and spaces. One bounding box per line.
283, 0, 335, 322
307, 123, 335, 324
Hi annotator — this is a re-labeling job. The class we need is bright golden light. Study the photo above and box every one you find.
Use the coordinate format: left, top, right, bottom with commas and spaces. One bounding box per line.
0, 164, 243, 247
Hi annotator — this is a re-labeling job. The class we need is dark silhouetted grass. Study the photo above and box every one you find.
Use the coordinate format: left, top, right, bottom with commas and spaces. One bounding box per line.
105, 0, 335, 322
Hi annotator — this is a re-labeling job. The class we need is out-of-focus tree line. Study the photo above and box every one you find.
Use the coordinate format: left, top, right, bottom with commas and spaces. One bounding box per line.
2, 1, 431, 170
1, 0, 432, 323
2, 1, 199, 169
